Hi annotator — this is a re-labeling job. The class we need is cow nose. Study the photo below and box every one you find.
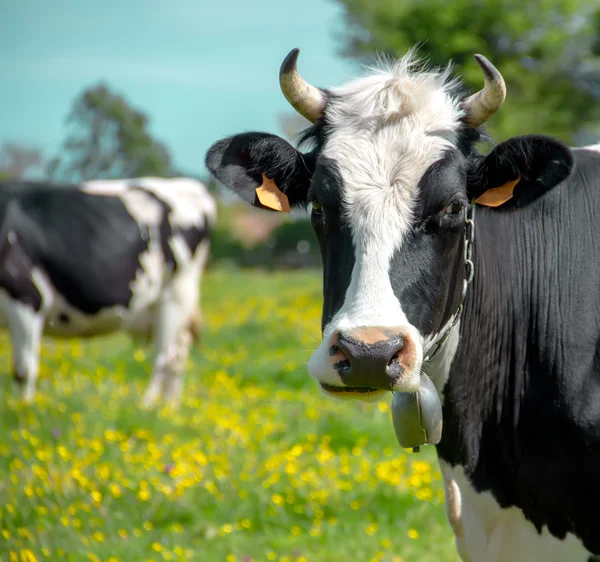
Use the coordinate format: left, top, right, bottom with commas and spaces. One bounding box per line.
334, 327, 409, 390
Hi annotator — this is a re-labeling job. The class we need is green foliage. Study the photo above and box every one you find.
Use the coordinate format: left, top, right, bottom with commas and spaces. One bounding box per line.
333, 0, 600, 143
47, 83, 175, 182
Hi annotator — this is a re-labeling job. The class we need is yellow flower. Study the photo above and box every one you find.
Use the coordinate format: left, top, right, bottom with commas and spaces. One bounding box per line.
377, 401, 389, 413
20, 550, 38, 562
92, 531, 105, 542
408, 528, 419, 540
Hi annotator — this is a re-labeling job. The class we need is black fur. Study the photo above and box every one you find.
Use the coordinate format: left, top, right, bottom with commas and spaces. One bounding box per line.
0, 225, 43, 312
205, 132, 315, 210
0, 183, 149, 315
468, 135, 574, 207
439, 147, 600, 554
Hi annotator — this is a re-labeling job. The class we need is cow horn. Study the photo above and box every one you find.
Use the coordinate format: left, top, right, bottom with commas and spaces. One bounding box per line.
461, 54, 506, 128
279, 48, 326, 123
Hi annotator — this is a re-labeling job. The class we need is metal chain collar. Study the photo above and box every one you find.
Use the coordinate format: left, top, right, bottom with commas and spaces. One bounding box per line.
423, 205, 475, 363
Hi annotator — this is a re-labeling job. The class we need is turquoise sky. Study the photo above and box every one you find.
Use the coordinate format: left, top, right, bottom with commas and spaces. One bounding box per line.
0, 0, 357, 178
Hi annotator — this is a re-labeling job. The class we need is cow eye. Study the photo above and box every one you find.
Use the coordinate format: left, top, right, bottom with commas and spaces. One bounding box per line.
444, 201, 463, 216
311, 200, 323, 214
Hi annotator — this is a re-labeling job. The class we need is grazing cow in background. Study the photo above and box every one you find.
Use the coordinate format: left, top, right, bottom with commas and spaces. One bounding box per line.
0, 176, 216, 407
206, 48, 600, 561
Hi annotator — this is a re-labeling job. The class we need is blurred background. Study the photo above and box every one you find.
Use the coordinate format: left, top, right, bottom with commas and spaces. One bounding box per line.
5, 0, 600, 270
3, 1, 600, 561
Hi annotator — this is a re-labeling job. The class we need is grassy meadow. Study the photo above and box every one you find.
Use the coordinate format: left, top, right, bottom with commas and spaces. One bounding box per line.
0, 268, 458, 562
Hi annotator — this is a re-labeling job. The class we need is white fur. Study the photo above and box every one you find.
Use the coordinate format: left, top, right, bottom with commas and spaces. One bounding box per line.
307, 53, 465, 392
439, 461, 591, 562
82, 176, 217, 231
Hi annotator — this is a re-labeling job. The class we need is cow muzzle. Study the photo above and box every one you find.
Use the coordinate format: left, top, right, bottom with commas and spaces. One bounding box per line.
309, 325, 443, 451
319, 326, 419, 395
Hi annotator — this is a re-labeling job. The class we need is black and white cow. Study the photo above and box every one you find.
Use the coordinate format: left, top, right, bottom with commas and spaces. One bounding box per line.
0, 176, 216, 407
206, 48, 600, 561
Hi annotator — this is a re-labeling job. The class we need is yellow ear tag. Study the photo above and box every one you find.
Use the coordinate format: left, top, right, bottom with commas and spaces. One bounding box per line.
474, 177, 520, 208
255, 174, 291, 213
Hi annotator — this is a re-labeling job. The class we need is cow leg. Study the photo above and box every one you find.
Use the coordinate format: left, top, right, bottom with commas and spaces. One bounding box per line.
161, 326, 193, 407
2, 297, 44, 403
141, 295, 192, 409
0, 227, 51, 403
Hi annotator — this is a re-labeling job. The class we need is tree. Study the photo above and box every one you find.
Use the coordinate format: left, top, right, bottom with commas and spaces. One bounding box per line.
47, 83, 175, 182
0, 143, 43, 179
331, 0, 600, 143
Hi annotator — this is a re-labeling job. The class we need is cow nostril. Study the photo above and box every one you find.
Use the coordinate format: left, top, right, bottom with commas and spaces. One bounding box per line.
332, 345, 352, 377
334, 357, 352, 376
386, 350, 404, 378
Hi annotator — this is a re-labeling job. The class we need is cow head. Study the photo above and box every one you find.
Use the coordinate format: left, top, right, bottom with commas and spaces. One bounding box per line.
206, 49, 573, 405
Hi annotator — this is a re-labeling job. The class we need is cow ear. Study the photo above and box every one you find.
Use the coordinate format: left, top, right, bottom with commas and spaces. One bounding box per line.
205, 132, 314, 213
468, 135, 574, 210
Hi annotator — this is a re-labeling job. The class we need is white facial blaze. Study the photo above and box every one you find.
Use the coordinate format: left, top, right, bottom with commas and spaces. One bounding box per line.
307, 52, 465, 391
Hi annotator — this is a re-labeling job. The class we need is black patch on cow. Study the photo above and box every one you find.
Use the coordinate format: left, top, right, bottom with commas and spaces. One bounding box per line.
309, 158, 355, 332
390, 151, 468, 337
0, 182, 148, 315
0, 226, 43, 311
177, 223, 209, 259
437, 148, 600, 554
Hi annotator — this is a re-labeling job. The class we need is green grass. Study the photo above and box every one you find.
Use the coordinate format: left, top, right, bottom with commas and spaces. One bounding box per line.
0, 268, 458, 562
